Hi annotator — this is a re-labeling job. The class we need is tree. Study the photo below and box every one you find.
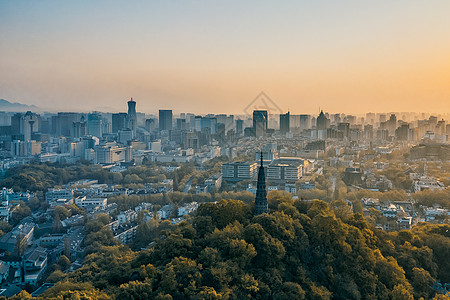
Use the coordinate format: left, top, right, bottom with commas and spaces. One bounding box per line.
56, 255, 71, 271
46, 270, 67, 283
197, 199, 252, 229
330, 199, 353, 221
9, 291, 32, 299
391, 284, 413, 300
10, 202, 32, 225
41, 281, 110, 299
54, 206, 72, 220
411, 267, 433, 299
117, 281, 153, 300
274, 282, 306, 300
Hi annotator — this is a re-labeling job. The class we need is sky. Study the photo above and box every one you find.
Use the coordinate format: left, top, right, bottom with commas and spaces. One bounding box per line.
1, 0, 450, 115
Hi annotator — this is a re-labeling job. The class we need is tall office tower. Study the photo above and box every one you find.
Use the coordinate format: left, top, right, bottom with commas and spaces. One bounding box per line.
215, 123, 226, 143
11, 113, 22, 135
159, 110, 173, 131
364, 124, 374, 140
176, 118, 187, 130
145, 118, 156, 132
395, 124, 410, 141
299, 114, 311, 131
311, 117, 316, 128
254, 152, 268, 215
379, 114, 387, 123
253, 110, 268, 137
387, 114, 397, 135
185, 113, 195, 129
127, 98, 137, 136
88, 113, 103, 138
73, 115, 87, 138
215, 114, 228, 125
345, 115, 356, 125
22, 111, 39, 141
194, 116, 202, 131
436, 120, 446, 135
236, 119, 244, 136
429, 115, 438, 126
366, 112, 375, 125
316, 110, 330, 130
280, 112, 290, 134
338, 122, 350, 138
201, 117, 217, 134
56, 112, 81, 137
102, 119, 112, 135
39, 118, 50, 134
332, 113, 341, 125
112, 113, 128, 133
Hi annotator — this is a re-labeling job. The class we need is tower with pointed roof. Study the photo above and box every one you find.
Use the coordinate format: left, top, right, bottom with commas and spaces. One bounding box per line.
254, 151, 268, 215
316, 110, 329, 130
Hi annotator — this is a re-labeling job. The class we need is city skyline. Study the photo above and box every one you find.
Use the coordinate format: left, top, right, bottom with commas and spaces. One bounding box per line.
1, 1, 450, 114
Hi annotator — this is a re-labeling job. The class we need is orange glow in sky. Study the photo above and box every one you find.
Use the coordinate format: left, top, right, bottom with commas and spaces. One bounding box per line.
1, 1, 449, 114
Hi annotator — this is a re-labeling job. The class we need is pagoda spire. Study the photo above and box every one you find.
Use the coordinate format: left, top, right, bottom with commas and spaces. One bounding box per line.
254, 151, 268, 215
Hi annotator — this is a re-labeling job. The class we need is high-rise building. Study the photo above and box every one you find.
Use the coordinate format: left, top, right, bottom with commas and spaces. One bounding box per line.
388, 114, 397, 135
253, 110, 268, 137
337, 122, 350, 138
299, 114, 311, 131
22, 111, 39, 141
112, 113, 128, 133
87, 113, 103, 138
56, 112, 80, 137
235, 119, 243, 136
73, 115, 87, 138
364, 124, 374, 140
201, 117, 217, 134
127, 98, 137, 136
159, 110, 173, 131
176, 118, 187, 130
11, 113, 22, 135
316, 110, 329, 130
280, 112, 290, 134
395, 124, 410, 141
254, 152, 268, 215
366, 112, 375, 125
145, 118, 156, 132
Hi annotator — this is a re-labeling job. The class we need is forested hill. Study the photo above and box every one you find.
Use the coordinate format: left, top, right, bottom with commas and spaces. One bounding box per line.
9, 197, 450, 300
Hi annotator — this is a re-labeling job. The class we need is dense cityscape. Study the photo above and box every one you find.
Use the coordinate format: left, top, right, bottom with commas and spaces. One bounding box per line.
2, 1, 450, 299
0, 96, 447, 298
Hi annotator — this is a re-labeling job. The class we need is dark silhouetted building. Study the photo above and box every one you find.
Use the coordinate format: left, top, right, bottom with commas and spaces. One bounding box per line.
316, 110, 329, 130
280, 112, 290, 134
56, 112, 80, 137
236, 119, 243, 136
253, 110, 268, 137
127, 98, 137, 136
176, 118, 187, 130
299, 114, 311, 130
338, 122, 350, 139
159, 110, 172, 131
112, 113, 128, 133
254, 152, 268, 215
73, 115, 87, 138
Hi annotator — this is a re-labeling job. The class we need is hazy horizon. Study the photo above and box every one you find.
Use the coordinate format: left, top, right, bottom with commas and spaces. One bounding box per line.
1, 1, 450, 115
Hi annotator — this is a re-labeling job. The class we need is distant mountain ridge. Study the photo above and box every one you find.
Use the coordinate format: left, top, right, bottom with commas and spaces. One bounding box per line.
0, 99, 40, 112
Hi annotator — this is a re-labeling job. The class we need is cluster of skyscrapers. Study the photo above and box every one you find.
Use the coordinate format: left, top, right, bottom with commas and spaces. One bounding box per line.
0, 97, 449, 166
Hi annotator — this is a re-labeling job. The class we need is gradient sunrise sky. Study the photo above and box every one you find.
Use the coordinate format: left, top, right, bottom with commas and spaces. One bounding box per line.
1, 0, 449, 115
